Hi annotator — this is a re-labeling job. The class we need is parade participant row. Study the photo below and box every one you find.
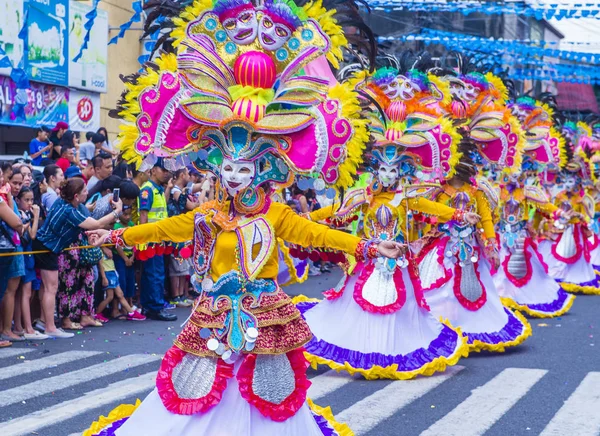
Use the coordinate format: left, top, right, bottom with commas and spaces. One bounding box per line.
80, 0, 600, 434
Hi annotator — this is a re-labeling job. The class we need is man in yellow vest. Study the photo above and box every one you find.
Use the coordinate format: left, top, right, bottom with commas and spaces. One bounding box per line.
138, 159, 177, 321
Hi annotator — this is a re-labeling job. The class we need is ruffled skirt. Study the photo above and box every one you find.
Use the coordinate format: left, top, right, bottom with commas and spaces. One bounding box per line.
83, 278, 351, 436
421, 240, 531, 352
83, 357, 350, 436
296, 262, 467, 380
538, 225, 600, 295
493, 239, 575, 318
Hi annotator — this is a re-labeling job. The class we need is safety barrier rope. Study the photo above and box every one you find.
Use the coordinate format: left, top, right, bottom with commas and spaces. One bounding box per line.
0, 244, 116, 257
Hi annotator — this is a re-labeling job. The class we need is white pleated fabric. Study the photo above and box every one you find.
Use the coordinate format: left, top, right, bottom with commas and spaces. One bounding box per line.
424, 256, 510, 336
494, 245, 563, 305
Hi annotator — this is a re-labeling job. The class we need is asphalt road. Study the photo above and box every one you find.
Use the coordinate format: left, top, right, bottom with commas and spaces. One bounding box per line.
0, 268, 598, 436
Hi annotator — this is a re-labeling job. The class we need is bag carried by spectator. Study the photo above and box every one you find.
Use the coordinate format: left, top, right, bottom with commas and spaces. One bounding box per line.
78, 234, 102, 267
0, 223, 16, 266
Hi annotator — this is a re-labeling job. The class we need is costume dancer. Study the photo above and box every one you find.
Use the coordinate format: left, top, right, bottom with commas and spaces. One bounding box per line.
537, 150, 600, 295
418, 68, 532, 352
293, 65, 477, 380
491, 96, 575, 317
83, 0, 406, 434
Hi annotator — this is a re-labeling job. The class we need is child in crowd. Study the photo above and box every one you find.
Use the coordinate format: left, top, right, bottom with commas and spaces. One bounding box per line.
97, 246, 146, 322
14, 187, 46, 339
113, 207, 137, 309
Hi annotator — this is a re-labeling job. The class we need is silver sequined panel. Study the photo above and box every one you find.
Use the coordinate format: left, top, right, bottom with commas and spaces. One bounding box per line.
252, 354, 296, 404
459, 262, 484, 303
419, 249, 445, 289
172, 354, 217, 399
361, 267, 398, 307
556, 225, 577, 259
507, 238, 527, 279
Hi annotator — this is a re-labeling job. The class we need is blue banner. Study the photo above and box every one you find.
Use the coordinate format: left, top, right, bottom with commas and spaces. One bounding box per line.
26, 0, 70, 87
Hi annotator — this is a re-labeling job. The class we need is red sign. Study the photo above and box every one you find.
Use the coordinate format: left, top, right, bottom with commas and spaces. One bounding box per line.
77, 97, 94, 122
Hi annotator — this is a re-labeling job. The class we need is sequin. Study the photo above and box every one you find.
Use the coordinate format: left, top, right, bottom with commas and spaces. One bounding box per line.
205, 18, 217, 30
171, 355, 217, 399
199, 328, 212, 339
252, 354, 295, 404
207, 338, 219, 351
276, 48, 288, 61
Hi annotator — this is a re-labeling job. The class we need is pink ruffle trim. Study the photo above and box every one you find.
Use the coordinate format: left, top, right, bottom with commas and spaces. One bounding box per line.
237, 349, 311, 422
156, 346, 234, 416
353, 261, 407, 314
415, 236, 453, 292
551, 224, 589, 264
322, 275, 350, 300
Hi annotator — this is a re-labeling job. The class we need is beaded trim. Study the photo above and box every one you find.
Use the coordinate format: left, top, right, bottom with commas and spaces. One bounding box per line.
355, 239, 379, 262
109, 228, 127, 248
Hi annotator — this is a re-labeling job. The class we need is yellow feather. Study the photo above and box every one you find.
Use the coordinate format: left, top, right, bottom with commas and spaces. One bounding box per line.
327, 82, 368, 190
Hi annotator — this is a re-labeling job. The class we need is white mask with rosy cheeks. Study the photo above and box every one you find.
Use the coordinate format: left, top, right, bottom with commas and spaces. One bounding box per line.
463, 83, 479, 101
220, 158, 256, 196
258, 15, 292, 51
222, 10, 258, 45
381, 79, 401, 100
398, 77, 419, 101
377, 164, 399, 188
564, 176, 578, 191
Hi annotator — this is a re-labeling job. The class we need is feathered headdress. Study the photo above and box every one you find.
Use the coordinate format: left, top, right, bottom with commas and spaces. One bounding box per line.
111, 0, 372, 212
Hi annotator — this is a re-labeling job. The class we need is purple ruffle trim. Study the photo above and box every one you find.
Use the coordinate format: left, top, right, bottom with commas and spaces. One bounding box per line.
93, 417, 128, 436
556, 275, 600, 287
526, 288, 571, 313
312, 410, 338, 436
297, 302, 461, 372
464, 308, 526, 345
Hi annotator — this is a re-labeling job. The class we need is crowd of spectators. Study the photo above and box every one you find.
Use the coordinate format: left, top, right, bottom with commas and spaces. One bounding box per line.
0, 122, 216, 348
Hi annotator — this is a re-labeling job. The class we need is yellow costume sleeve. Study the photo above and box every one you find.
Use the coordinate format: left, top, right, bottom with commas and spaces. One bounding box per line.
309, 204, 337, 222
271, 203, 361, 254
405, 197, 456, 222
123, 209, 197, 246
531, 200, 558, 215
475, 190, 496, 239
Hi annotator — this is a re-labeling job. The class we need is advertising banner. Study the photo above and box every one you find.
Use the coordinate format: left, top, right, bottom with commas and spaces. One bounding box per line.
0, 76, 69, 127
0, 0, 25, 77
26, 0, 70, 87
68, 2, 108, 92
68, 89, 100, 132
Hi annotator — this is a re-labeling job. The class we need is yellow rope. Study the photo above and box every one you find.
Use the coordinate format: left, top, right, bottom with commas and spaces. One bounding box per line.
0, 244, 115, 257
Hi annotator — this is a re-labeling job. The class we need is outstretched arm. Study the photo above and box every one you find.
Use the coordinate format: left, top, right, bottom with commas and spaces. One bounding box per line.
272, 203, 404, 259
88, 208, 197, 247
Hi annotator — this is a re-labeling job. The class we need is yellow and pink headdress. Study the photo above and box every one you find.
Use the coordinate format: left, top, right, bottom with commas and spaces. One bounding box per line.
112, 0, 369, 211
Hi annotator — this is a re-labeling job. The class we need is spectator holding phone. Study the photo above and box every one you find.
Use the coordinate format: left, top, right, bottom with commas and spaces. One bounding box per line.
33, 178, 123, 338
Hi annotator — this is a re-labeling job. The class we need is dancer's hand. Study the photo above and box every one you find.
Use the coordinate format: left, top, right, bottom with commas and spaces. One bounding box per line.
464, 212, 481, 225
377, 241, 407, 259
86, 229, 110, 247
489, 252, 500, 270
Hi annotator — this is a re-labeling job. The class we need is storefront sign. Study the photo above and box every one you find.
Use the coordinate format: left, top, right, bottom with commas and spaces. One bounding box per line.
0, 0, 25, 77
68, 89, 100, 132
0, 75, 69, 127
26, 0, 70, 87
68, 2, 108, 92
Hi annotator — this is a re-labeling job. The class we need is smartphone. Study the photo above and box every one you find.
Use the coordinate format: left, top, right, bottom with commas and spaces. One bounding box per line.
112, 188, 120, 203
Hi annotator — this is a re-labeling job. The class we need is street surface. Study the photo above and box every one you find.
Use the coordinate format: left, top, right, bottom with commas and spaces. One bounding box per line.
0, 268, 598, 436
